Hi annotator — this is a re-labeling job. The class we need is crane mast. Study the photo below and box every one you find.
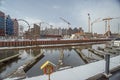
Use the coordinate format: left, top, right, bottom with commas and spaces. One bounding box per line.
102, 17, 120, 32
102, 17, 120, 36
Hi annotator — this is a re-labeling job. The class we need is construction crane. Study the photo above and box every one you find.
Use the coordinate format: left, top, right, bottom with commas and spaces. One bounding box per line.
59, 17, 71, 25
91, 18, 101, 33
102, 17, 120, 32
59, 17, 71, 36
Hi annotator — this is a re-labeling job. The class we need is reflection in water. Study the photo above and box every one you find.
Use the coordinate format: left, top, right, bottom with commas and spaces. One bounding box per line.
58, 49, 64, 66
32, 48, 42, 57
0, 48, 42, 79
0, 44, 108, 78
0, 50, 19, 60
82, 49, 102, 60
0, 50, 19, 78
26, 47, 85, 77
92, 44, 106, 50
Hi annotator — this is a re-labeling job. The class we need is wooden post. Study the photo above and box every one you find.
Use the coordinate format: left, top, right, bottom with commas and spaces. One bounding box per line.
48, 74, 50, 80
41, 61, 56, 80
105, 54, 110, 75
104, 54, 112, 78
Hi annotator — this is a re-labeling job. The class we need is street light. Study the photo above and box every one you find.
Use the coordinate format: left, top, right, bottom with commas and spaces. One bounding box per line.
88, 13, 91, 33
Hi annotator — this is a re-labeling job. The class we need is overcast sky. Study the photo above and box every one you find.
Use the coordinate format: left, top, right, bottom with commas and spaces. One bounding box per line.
0, 0, 120, 33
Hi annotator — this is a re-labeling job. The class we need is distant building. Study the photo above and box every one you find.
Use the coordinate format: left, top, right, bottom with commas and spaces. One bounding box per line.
19, 25, 24, 39
0, 11, 5, 36
84, 32, 93, 39
46, 27, 61, 35
6, 15, 14, 36
41, 27, 84, 38
58, 28, 62, 35
24, 31, 30, 39
31, 24, 40, 39
24, 24, 40, 39
62, 28, 66, 35
12, 19, 19, 37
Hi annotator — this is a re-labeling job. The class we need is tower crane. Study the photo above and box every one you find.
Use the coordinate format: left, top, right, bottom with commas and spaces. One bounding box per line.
91, 18, 101, 33
59, 17, 71, 25
59, 17, 71, 35
102, 17, 120, 32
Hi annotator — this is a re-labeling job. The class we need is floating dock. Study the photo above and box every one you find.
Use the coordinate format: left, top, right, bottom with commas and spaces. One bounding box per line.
74, 49, 90, 63
88, 48, 105, 59
5, 52, 44, 79
0, 54, 20, 64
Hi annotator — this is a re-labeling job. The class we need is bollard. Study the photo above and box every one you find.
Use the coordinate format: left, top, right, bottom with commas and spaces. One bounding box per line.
104, 54, 112, 78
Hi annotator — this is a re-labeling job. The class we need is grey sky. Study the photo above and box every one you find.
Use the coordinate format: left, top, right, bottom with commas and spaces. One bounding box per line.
0, 0, 120, 33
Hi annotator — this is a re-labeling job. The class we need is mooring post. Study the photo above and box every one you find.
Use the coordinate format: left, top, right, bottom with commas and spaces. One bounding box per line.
104, 54, 112, 78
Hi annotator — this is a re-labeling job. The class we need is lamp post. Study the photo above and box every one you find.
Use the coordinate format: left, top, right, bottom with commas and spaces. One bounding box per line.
88, 13, 91, 33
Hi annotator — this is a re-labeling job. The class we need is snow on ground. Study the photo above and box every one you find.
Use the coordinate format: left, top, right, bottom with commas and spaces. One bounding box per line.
21, 55, 120, 80
4, 55, 120, 80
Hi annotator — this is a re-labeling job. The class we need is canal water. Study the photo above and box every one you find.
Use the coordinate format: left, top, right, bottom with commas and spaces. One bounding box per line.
0, 44, 106, 78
